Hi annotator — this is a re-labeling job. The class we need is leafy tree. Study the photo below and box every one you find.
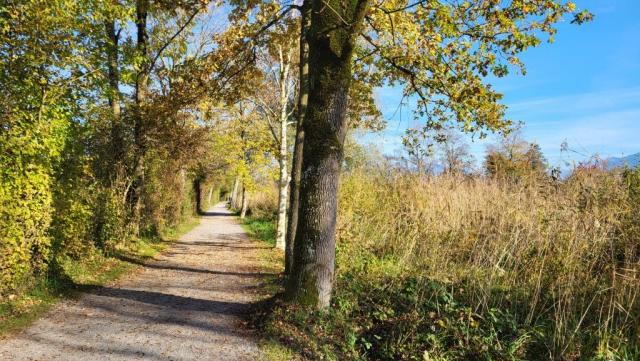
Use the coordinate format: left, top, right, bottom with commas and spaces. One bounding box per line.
485, 132, 548, 181
402, 127, 437, 176
249, 21, 299, 250
0, 0, 97, 292
0, 0, 233, 294
286, 0, 591, 308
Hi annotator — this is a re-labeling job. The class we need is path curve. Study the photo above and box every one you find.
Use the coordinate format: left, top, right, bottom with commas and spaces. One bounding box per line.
0, 203, 268, 361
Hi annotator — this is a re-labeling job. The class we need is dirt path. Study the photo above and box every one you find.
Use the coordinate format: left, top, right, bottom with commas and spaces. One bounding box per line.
0, 203, 270, 361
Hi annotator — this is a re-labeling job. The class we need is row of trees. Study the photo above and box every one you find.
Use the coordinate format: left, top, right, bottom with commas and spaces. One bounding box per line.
0, 0, 240, 294
399, 128, 549, 179
220, 0, 590, 308
1, 0, 590, 309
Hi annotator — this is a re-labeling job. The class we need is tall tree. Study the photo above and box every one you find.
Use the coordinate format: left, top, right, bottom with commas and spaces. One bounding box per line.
285, 0, 371, 308
252, 36, 298, 250
286, 0, 591, 308
437, 129, 475, 176
285, 0, 310, 275
130, 0, 150, 233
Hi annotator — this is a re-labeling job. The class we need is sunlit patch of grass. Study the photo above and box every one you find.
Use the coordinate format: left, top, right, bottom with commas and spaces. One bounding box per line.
161, 216, 201, 242
259, 338, 298, 361
243, 216, 277, 247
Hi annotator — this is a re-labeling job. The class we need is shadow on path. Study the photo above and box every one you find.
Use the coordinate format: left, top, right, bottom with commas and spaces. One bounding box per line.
161, 238, 271, 250
114, 254, 276, 278
200, 210, 234, 217
89, 287, 245, 312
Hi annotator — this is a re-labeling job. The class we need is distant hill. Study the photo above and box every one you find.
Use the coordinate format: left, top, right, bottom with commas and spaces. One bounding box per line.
607, 153, 640, 169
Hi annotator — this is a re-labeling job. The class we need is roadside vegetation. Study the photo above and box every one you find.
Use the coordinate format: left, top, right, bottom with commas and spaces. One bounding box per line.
1, 0, 227, 334
246, 144, 640, 360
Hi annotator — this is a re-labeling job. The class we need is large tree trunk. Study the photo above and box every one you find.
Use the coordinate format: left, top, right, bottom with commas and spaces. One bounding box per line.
131, 0, 149, 234
285, 1, 310, 274
286, 0, 370, 309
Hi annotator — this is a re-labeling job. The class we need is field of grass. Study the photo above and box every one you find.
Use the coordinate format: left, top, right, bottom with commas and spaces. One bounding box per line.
254, 168, 640, 360
0, 217, 200, 337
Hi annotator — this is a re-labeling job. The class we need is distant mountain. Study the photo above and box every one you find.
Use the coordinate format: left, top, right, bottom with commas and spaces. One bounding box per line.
607, 153, 640, 169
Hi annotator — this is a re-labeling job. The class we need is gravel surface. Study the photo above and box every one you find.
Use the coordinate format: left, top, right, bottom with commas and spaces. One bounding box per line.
0, 203, 270, 361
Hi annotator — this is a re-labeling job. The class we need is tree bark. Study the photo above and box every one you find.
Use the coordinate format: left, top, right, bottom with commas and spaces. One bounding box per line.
285, 1, 310, 274
275, 47, 292, 251
207, 186, 214, 208
193, 178, 202, 215
286, 0, 370, 309
131, 0, 149, 234
240, 183, 248, 219
230, 175, 240, 208
105, 19, 122, 166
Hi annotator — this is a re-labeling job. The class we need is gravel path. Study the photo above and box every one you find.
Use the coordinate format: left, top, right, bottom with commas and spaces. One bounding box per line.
0, 203, 270, 361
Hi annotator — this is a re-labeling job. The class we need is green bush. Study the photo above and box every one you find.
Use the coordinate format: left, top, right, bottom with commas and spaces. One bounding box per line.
0, 98, 69, 296
50, 122, 96, 258
93, 186, 130, 253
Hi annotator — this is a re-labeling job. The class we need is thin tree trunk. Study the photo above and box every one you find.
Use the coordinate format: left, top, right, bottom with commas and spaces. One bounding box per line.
193, 178, 202, 215
131, 0, 149, 234
207, 186, 214, 208
240, 183, 248, 219
285, 1, 310, 274
275, 47, 292, 251
276, 157, 289, 249
230, 175, 240, 208
105, 19, 122, 167
285, 0, 370, 309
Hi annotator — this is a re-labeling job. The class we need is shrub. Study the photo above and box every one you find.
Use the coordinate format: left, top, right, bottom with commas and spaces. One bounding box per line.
0, 99, 69, 297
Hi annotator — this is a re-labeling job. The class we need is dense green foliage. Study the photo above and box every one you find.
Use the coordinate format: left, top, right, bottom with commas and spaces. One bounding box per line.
1, 0, 79, 293
244, 217, 278, 247
0, 0, 223, 300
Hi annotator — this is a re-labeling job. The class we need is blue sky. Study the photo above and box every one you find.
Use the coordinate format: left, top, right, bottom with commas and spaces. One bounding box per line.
368, 0, 640, 167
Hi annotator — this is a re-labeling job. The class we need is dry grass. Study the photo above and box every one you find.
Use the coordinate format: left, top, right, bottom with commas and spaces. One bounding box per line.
337, 169, 639, 358
247, 184, 279, 219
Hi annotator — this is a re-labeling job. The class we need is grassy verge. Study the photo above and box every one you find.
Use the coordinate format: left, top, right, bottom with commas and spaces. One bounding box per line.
241, 216, 300, 361
0, 216, 200, 337
242, 216, 277, 247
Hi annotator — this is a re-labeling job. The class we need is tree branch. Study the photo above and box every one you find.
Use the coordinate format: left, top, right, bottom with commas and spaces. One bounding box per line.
149, 7, 203, 73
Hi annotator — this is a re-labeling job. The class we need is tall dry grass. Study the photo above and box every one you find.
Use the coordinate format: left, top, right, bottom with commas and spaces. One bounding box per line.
246, 184, 279, 219
337, 169, 639, 358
